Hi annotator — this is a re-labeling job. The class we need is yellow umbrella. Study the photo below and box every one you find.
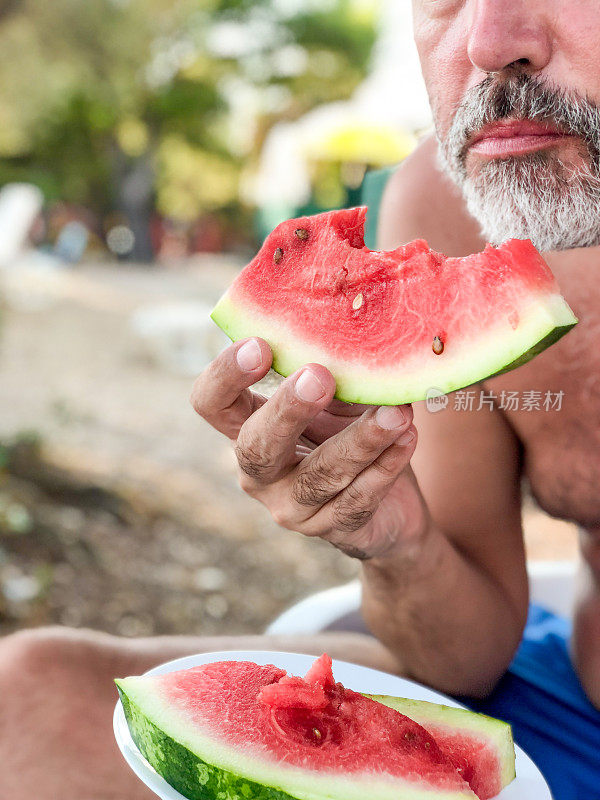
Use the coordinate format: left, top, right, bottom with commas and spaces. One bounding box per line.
306, 122, 416, 165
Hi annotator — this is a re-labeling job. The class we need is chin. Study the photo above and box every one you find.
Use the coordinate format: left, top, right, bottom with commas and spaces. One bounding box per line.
454, 152, 600, 251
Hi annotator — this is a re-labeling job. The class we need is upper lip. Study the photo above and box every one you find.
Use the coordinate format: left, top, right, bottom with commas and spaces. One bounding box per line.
469, 119, 565, 147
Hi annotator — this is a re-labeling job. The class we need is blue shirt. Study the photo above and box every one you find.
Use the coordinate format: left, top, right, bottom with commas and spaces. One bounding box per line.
462, 605, 600, 800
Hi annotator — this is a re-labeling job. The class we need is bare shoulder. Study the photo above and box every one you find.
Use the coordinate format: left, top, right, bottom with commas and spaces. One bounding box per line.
378, 135, 485, 256
378, 136, 516, 456
378, 139, 525, 586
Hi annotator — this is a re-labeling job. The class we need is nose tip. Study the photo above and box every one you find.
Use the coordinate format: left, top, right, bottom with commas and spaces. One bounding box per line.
467, 3, 552, 76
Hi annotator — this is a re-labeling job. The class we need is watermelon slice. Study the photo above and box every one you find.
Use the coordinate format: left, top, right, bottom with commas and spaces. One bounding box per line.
366, 695, 515, 800
116, 654, 480, 800
211, 207, 577, 405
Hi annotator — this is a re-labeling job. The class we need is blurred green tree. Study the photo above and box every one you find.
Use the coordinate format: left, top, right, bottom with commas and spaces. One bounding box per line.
0, 0, 377, 259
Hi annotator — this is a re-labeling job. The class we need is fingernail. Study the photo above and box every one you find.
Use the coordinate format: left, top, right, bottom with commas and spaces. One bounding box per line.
236, 339, 261, 371
397, 428, 415, 446
375, 406, 407, 430
295, 369, 326, 402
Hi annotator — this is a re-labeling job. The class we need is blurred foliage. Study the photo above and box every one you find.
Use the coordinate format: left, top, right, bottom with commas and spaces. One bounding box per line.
157, 136, 240, 221
0, 0, 378, 254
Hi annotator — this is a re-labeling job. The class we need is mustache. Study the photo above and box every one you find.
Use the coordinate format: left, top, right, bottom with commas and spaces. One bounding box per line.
446, 73, 600, 165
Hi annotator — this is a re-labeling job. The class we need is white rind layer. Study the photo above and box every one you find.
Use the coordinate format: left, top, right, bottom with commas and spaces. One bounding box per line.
367, 695, 516, 790
117, 676, 476, 800
211, 292, 576, 405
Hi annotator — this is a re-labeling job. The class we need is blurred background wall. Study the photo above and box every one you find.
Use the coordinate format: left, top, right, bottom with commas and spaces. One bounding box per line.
0, 0, 577, 640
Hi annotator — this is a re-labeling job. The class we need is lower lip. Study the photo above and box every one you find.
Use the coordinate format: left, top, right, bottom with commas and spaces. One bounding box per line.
469, 133, 566, 157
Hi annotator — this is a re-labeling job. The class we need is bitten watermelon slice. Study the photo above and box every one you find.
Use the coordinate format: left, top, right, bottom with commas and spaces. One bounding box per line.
366, 695, 515, 800
211, 207, 577, 405
116, 654, 480, 800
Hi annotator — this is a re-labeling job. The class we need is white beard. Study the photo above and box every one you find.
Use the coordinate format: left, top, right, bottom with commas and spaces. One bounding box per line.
435, 74, 600, 251
438, 146, 600, 251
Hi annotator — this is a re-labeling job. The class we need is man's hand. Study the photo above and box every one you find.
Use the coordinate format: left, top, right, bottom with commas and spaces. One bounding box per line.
191, 338, 426, 559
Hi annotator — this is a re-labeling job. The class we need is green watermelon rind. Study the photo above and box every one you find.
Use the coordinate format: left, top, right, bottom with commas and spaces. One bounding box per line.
211, 291, 577, 406
117, 686, 299, 800
487, 322, 575, 379
365, 695, 516, 791
115, 677, 476, 800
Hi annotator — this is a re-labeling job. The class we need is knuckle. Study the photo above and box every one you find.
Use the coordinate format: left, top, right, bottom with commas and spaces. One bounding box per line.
271, 506, 295, 529
289, 433, 375, 509
292, 462, 340, 506
333, 505, 375, 533
332, 485, 377, 532
235, 437, 275, 480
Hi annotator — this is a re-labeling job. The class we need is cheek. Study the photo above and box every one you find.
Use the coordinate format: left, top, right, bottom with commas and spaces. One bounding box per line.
552, 6, 600, 108
413, 12, 475, 136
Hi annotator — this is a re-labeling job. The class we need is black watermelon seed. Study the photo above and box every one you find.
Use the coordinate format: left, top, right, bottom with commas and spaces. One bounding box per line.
273, 247, 283, 264
294, 228, 309, 241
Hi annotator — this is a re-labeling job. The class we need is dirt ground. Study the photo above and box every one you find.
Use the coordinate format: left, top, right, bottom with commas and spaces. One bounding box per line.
0, 257, 579, 638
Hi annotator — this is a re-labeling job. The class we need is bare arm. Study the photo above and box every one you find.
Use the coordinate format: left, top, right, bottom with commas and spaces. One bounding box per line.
361, 139, 529, 696
361, 400, 528, 696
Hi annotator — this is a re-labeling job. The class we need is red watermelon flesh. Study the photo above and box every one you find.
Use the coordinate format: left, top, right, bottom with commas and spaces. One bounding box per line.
258, 654, 455, 769
211, 207, 577, 405
367, 694, 516, 799
156, 657, 467, 787
116, 654, 478, 800
431, 729, 499, 799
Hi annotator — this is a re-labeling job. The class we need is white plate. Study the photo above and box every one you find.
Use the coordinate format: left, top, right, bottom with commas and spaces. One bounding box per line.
114, 650, 552, 800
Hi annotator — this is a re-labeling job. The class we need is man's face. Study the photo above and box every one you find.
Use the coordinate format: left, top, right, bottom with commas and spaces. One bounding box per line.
412, 0, 600, 250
